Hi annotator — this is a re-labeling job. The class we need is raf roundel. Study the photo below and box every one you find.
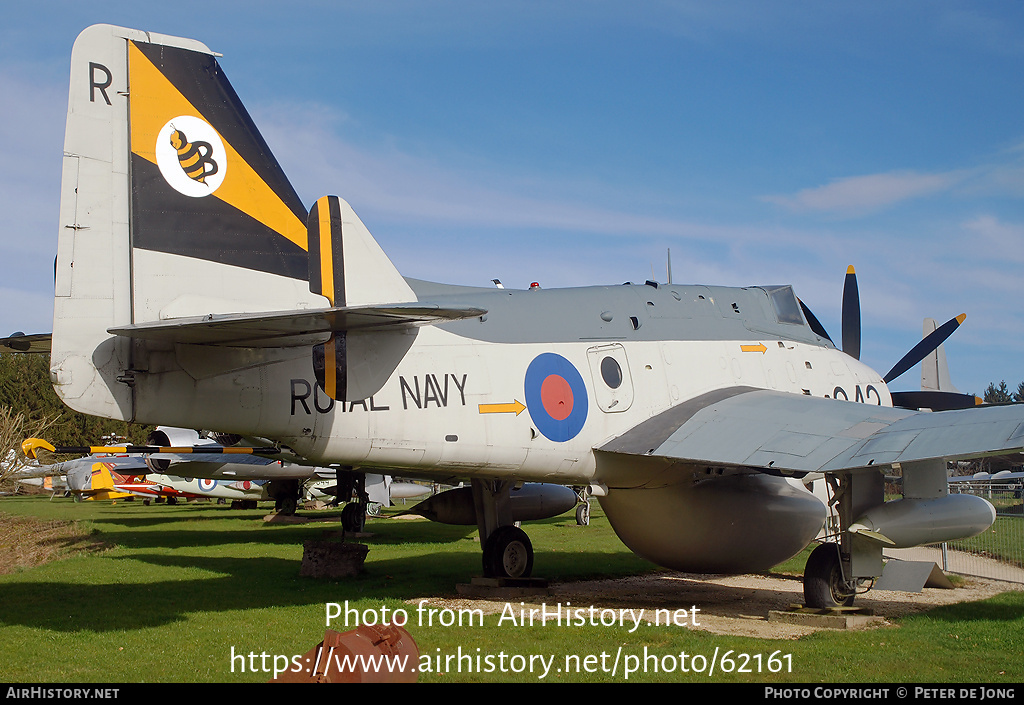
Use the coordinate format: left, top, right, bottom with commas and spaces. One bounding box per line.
198, 478, 218, 492
524, 353, 589, 442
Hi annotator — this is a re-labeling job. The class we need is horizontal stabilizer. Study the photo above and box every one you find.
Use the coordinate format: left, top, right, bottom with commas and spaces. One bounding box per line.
108, 302, 486, 347
890, 390, 981, 411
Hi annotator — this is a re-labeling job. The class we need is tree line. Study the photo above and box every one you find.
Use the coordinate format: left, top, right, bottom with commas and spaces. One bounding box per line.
980, 380, 1024, 405
0, 353, 151, 447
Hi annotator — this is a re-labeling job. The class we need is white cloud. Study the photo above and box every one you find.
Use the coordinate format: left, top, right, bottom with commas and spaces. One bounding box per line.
960, 215, 1024, 263
256, 101, 856, 259
762, 170, 967, 215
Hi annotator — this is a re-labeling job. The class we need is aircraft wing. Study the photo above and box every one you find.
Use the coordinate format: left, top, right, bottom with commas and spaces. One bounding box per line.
0, 332, 52, 353
107, 303, 487, 347
146, 452, 281, 467
145, 452, 326, 481
597, 386, 1024, 483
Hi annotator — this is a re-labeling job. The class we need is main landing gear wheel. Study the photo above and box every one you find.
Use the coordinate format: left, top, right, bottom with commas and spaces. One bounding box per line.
803, 543, 856, 609
483, 525, 534, 579
275, 496, 297, 516
575, 502, 590, 526
341, 502, 365, 532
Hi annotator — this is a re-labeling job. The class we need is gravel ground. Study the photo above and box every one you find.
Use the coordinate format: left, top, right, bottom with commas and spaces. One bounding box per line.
413, 570, 1022, 639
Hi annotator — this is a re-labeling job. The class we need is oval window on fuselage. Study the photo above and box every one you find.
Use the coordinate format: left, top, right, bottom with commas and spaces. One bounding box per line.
601, 356, 622, 389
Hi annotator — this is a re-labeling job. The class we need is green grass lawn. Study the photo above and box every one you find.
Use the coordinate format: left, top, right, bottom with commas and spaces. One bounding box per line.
0, 495, 1020, 683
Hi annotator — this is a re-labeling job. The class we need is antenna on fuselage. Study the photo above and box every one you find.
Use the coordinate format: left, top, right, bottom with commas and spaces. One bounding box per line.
667, 248, 673, 284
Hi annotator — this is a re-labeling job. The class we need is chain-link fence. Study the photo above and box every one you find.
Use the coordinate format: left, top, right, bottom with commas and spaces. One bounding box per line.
877, 472, 1024, 584
943, 480, 1024, 583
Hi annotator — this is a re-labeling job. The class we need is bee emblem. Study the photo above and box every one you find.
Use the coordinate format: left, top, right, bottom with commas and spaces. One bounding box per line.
169, 127, 219, 185
155, 115, 227, 198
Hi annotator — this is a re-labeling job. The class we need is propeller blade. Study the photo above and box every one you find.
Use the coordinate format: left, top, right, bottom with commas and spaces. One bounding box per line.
798, 298, 834, 345
889, 390, 981, 411
842, 265, 861, 360
883, 314, 966, 384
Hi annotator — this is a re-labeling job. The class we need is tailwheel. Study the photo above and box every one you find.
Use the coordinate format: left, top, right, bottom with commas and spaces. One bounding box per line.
270, 479, 300, 516
803, 543, 856, 609
483, 525, 534, 579
278, 496, 297, 516
341, 502, 365, 532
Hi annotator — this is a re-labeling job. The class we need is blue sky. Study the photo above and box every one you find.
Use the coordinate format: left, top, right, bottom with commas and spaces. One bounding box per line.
2, 2, 1023, 396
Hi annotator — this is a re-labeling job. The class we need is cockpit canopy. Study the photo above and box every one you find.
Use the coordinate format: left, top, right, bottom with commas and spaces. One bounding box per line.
760, 285, 804, 325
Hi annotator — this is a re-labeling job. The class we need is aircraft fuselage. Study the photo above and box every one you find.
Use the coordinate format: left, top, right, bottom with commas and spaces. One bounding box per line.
130, 278, 889, 487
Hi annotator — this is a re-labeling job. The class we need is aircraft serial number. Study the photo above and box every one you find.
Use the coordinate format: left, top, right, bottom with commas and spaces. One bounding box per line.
831, 384, 882, 404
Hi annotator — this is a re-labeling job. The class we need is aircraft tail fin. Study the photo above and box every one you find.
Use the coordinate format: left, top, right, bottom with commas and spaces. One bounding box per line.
921, 318, 961, 394
54, 25, 318, 420
306, 195, 415, 307
89, 462, 116, 492
53, 25, 419, 421
75, 462, 132, 501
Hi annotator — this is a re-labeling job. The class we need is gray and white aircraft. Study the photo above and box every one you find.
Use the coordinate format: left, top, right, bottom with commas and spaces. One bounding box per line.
142, 426, 331, 515
28, 24, 1024, 608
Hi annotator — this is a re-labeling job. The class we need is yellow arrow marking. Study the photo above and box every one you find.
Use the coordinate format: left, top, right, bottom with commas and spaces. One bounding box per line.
479, 400, 527, 416
740, 343, 767, 354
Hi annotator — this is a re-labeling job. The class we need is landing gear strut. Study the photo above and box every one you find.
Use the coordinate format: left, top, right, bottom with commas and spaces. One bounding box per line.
472, 479, 535, 579
802, 468, 891, 609
338, 471, 368, 532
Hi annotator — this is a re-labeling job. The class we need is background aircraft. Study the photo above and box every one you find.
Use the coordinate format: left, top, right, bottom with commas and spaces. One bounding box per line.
62, 460, 267, 504
25, 24, 1024, 609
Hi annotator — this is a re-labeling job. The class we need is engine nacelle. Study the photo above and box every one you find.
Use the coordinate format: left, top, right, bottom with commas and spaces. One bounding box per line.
145, 427, 205, 473
851, 494, 996, 548
408, 484, 578, 525
147, 427, 202, 447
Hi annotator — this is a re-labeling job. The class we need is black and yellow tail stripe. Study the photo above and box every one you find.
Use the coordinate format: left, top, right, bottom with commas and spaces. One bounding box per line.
307, 196, 347, 400
306, 196, 346, 306
312, 333, 347, 401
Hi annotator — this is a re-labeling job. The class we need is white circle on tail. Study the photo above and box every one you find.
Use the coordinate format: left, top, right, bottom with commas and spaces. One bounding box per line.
155, 116, 227, 197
